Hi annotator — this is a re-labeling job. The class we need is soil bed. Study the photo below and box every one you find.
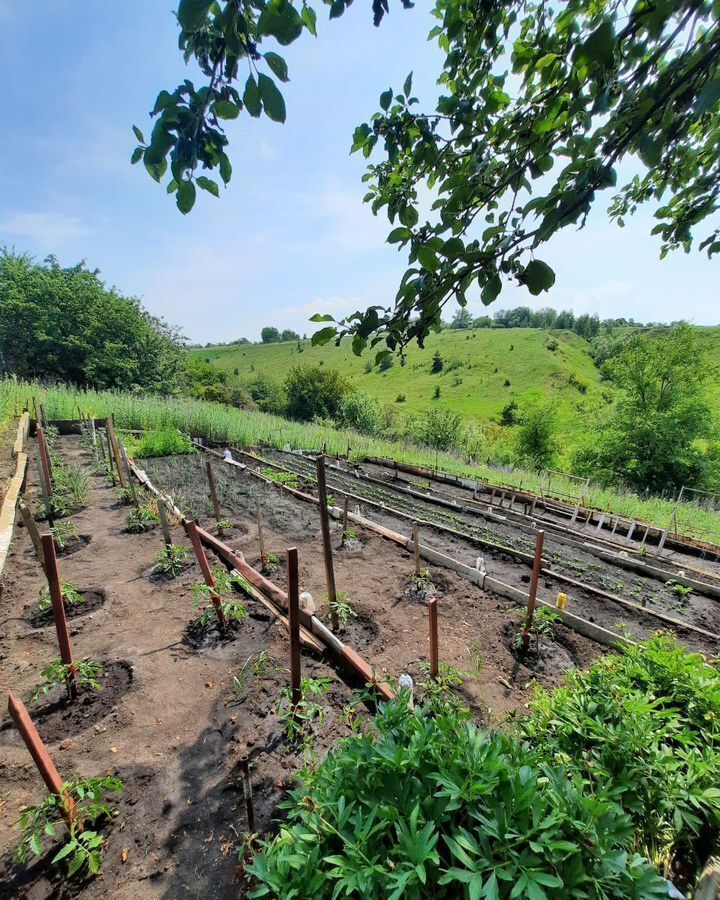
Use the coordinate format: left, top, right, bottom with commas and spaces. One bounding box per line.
24, 589, 106, 629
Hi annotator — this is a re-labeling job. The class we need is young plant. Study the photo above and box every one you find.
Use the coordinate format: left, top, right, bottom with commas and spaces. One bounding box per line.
152, 544, 190, 578
417, 662, 470, 710
231, 650, 281, 701
191, 566, 246, 627
260, 467, 298, 489
515, 606, 561, 653
666, 579, 694, 598
409, 568, 434, 591
16, 776, 124, 877
328, 592, 357, 629
38, 581, 84, 613
53, 464, 89, 507
32, 659, 104, 703
51, 521, 79, 551
126, 504, 159, 533
115, 485, 135, 505
276, 676, 332, 746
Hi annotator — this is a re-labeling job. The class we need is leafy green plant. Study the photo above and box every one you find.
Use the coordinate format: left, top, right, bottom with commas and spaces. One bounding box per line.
343, 527, 357, 542
53, 464, 89, 507
152, 544, 190, 578
51, 521, 79, 551
38, 581, 84, 613
417, 662, 470, 710
216, 518, 235, 532
32, 659, 104, 703
666, 579, 694, 599
247, 698, 666, 897
232, 650, 281, 701
16, 776, 123, 877
260, 467, 298, 489
115, 485, 135, 505
276, 676, 331, 746
125, 428, 196, 458
409, 568, 434, 591
328, 592, 357, 629
514, 606, 561, 653
520, 636, 720, 884
126, 504, 159, 533
191, 566, 246, 627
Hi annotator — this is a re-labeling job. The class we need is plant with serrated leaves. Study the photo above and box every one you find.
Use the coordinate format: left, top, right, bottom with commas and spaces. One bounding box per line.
32, 658, 104, 704
247, 697, 666, 898
51, 521, 79, 551
409, 567, 434, 591
666, 579, 694, 598
16, 776, 123, 877
276, 676, 331, 746
126, 504, 159, 533
191, 566, 246, 627
417, 662, 470, 711
39, 581, 84, 613
152, 544, 190, 578
328, 592, 356, 630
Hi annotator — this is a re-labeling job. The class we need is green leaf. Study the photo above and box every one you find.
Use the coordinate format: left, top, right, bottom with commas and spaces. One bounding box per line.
264, 52, 289, 84
177, 0, 213, 32
417, 246, 440, 273
388, 227, 412, 244
311, 327, 337, 346
481, 273, 502, 305
130, 147, 143, 165
258, 74, 286, 123
132, 125, 145, 144
309, 314, 335, 322
380, 89, 393, 112
578, 19, 615, 67
197, 176, 219, 197
29, 832, 42, 856
213, 99, 240, 120
219, 153, 232, 185
51, 841, 77, 863
403, 72, 413, 99
257, 3, 303, 46
244, 77, 262, 118
696, 78, 720, 116
522, 259, 556, 295
301, 5, 317, 35
176, 180, 196, 215
329, 0, 345, 19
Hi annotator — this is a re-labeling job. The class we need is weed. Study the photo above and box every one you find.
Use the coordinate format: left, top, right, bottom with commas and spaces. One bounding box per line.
53, 464, 89, 507
126, 505, 159, 533
51, 521, 79, 551
666, 579, 694, 598
125, 428, 196, 458
276, 676, 332, 745
38, 581, 84, 613
32, 658, 104, 703
152, 544, 190, 578
231, 650, 281, 702
465, 641, 485, 677
115, 485, 135, 506
16, 776, 124, 877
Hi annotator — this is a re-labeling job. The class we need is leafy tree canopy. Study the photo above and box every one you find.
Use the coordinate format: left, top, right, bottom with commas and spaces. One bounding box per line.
0, 250, 184, 393
140, 0, 720, 359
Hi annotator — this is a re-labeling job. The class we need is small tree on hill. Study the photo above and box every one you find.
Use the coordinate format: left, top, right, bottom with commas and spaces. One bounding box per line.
515, 403, 557, 471
261, 326, 281, 344
431, 351, 444, 373
285, 365, 351, 422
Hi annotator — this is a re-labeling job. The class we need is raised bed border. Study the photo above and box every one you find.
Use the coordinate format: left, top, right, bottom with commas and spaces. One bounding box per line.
0, 413, 30, 583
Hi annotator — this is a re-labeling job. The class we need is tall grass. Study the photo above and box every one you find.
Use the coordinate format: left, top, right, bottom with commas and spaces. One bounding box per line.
2, 377, 719, 544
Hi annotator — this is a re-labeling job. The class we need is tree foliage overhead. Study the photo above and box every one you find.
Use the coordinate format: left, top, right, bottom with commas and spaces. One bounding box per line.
0, 251, 184, 393
143, 0, 720, 359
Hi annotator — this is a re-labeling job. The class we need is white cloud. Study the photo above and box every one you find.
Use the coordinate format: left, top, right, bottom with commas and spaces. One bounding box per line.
0, 211, 89, 249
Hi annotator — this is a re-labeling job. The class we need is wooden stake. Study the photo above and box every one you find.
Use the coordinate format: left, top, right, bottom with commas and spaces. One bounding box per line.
523, 529, 545, 651
119, 444, 140, 510
157, 501, 173, 547
205, 460, 222, 529
37, 426, 53, 496
428, 597, 439, 678
36, 455, 54, 528
7, 693, 75, 826
341, 496, 349, 547
41, 534, 77, 698
106, 416, 126, 487
239, 755, 255, 835
19, 501, 46, 573
256, 501, 267, 571
412, 523, 421, 576
316, 455, 338, 630
39, 403, 49, 430
287, 547, 301, 707
185, 520, 225, 631
32, 396, 41, 429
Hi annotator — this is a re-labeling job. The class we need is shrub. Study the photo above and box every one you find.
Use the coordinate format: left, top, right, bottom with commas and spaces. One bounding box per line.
337, 391, 386, 436
431, 350, 444, 373
247, 373, 287, 415
285, 365, 351, 422
413, 408, 464, 452
396, 393, 406, 403
378, 354, 394, 371
248, 700, 666, 897
515, 402, 557, 471
433, 385, 441, 399
500, 401, 518, 426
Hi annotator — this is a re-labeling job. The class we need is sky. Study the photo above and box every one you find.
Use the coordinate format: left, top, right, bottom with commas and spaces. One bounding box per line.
0, 1, 717, 345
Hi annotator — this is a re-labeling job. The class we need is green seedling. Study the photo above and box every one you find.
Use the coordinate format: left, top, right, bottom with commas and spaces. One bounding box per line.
328, 592, 357, 629
418, 662, 469, 710
152, 544, 190, 578
32, 658, 104, 703
666, 579, 693, 598
115, 485, 135, 505
260, 467, 299, 489
126, 505, 159, 533
409, 568, 434, 591
38, 581, 84, 613
51, 521, 79, 551
276, 676, 331, 746
191, 566, 247, 627
16, 776, 124, 877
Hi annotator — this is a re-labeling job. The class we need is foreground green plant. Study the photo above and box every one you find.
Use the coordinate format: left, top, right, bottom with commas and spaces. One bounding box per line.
515, 607, 562, 654
248, 698, 666, 898
126, 504, 159, 533
115, 485, 135, 506
328, 592, 356, 629
152, 544, 190, 578
32, 659, 104, 704
276, 676, 331, 746
191, 566, 246, 627
520, 636, 720, 883
51, 521, 80, 551
38, 581, 84, 613
53, 463, 90, 508
16, 776, 124, 877
409, 567, 434, 591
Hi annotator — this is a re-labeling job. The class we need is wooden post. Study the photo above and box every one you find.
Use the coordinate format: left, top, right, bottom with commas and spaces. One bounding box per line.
19, 501, 46, 573
205, 460, 222, 529
341, 496, 349, 547
315, 455, 338, 630
157, 501, 173, 547
428, 597, 439, 678
37, 426, 53, 496
256, 501, 268, 570
32, 396, 41, 427
36, 455, 54, 528
41, 534, 77, 698
523, 529, 545, 651
287, 547, 301, 707
7, 693, 75, 826
119, 444, 140, 510
106, 416, 126, 487
89, 418, 98, 465
412, 523, 421, 576
185, 520, 225, 631
39, 403, 49, 430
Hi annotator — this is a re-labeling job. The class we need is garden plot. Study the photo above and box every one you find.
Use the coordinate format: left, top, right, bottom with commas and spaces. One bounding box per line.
0, 434, 361, 898
240, 448, 720, 653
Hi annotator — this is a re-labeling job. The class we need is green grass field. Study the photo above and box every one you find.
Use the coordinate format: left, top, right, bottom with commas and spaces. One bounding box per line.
190, 325, 720, 456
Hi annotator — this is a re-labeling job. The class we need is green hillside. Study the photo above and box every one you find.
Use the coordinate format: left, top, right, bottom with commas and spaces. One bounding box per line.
190, 325, 720, 463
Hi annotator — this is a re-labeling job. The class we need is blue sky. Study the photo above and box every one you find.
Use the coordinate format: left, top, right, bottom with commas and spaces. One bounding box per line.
0, 1, 717, 344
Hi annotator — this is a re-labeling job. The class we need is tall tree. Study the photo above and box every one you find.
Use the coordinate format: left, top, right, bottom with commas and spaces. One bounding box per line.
140, 1, 720, 358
